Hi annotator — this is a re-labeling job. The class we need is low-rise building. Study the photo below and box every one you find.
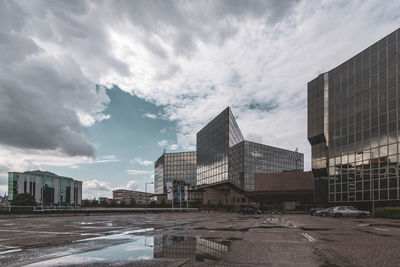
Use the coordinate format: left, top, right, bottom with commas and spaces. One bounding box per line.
8, 170, 82, 206
112, 189, 152, 205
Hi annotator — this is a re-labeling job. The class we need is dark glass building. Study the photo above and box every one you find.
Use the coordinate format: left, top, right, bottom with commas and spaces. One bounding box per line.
154, 151, 196, 194
229, 141, 303, 191
308, 28, 400, 205
196, 107, 244, 187
197, 107, 303, 192
154, 107, 305, 208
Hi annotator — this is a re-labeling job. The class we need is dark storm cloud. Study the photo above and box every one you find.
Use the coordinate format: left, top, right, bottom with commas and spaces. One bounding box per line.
107, 0, 299, 55
0, 0, 107, 157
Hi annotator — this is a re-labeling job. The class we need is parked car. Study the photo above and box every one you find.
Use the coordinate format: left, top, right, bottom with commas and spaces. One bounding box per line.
239, 206, 262, 215
314, 208, 332, 217
309, 207, 324, 216
330, 206, 370, 217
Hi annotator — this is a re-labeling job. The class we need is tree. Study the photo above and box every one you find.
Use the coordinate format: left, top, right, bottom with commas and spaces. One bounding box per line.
100, 199, 107, 207
129, 198, 136, 207
12, 193, 36, 206
91, 198, 99, 207
110, 199, 118, 207
120, 200, 127, 207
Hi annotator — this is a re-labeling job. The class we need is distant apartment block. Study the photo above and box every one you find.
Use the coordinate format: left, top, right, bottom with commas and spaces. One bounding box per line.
8, 170, 82, 205
112, 189, 152, 205
308, 28, 400, 205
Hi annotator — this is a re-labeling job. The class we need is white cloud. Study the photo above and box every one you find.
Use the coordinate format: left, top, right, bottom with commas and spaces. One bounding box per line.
143, 113, 157, 119
83, 179, 113, 199
83, 179, 146, 199
126, 180, 139, 191
131, 157, 153, 166
0, 144, 120, 196
157, 140, 169, 147
126, 169, 153, 176
168, 144, 179, 150
2, 0, 400, 175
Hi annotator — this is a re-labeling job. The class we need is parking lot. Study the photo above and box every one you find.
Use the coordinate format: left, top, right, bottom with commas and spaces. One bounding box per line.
0, 212, 399, 266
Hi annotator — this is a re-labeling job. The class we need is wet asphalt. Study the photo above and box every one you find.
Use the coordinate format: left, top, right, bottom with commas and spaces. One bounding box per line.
0, 212, 399, 266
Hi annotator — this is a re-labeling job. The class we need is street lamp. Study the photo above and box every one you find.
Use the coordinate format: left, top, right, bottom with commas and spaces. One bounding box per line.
145, 182, 154, 213
357, 151, 374, 216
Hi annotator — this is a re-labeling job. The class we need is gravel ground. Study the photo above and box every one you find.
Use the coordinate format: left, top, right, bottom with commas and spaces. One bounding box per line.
0, 212, 399, 266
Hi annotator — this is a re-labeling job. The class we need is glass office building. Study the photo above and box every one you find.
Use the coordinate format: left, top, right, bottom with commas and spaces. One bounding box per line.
229, 141, 304, 191
196, 107, 244, 187
308, 28, 400, 204
154, 151, 196, 194
8, 170, 82, 205
197, 107, 304, 191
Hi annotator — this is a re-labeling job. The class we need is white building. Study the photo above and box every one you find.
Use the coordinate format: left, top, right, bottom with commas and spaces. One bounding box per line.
112, 189, 152, 205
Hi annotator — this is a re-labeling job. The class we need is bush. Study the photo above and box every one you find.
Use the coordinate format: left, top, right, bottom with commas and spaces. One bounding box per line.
12, 193, 36, 206
374, 207, 400, 219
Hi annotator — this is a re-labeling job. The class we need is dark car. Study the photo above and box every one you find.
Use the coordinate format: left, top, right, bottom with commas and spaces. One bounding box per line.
314, 208, 332, 217
239, 206, 262, 215
309, 207, 324, 216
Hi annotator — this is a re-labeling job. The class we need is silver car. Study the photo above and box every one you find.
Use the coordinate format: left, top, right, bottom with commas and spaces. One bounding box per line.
330, 206, 370, 217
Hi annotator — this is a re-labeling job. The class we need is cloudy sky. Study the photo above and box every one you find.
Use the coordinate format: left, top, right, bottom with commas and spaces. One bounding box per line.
1, 0, 399, 198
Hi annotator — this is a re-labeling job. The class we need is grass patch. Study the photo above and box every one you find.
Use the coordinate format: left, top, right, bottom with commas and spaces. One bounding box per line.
374, 207, 400, 219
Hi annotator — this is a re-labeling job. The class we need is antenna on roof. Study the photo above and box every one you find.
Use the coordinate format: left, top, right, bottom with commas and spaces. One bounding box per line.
163, 149, 166, 154
295, 147, 298, 152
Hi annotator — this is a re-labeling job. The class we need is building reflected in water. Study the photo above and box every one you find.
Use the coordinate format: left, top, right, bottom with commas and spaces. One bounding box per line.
154, 235, 228, 263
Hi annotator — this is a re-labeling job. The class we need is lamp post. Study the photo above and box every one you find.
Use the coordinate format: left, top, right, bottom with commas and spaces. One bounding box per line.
60, 192, 63, 207
145, 182, 154, 213
357, 151, 374, 216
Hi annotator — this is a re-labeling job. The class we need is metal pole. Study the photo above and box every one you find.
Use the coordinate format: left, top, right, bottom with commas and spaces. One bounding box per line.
145, 183, 147, 213
145, 182, 154, 213
372, 186, 375, 217
179, 182, 182, 213
41, 184, 43, 210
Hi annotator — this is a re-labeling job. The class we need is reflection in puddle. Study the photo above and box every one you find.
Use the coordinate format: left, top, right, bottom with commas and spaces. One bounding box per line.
155, 235, 229, 262
26, 234, 229, 266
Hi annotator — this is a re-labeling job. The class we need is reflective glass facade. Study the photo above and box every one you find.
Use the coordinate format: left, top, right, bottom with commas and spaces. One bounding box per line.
196, 107, 244, 186
197, 107, 304, 191
229, 141, 304, 191
7, 170, 82, 205
308, 28, 400, 203
154, 151, 196, 194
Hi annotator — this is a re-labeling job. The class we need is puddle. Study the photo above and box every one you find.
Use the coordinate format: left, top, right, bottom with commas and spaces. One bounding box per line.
26, 235, 229, 266
0, 248, 22, 255
76, 228, 154, 242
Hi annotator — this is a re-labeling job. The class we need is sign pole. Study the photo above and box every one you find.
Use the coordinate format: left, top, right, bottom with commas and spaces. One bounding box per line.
179, 182, 182, 213
184, 185, 189, 212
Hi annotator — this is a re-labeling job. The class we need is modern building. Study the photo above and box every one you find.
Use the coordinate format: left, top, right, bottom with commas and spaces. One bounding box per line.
112, 189, 152, 205
154, 107, 306, 209
246, 171, 314, 209
196, 107, 304, 207
8, 170, 82, 205
308, 28, 400, 206
154, 151, 196, 194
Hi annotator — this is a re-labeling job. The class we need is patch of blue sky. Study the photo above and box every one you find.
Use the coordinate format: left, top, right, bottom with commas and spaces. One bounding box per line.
42, 86, 178, 193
